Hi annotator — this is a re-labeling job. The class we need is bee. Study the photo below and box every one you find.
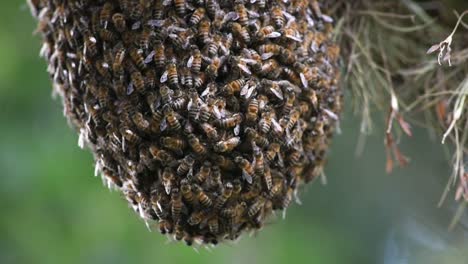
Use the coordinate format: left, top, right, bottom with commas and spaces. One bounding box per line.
265, 143, 281, 162
234, 156, 254, 184
158, 219, 174, 234
294, 62, 318, 88
161, 167, 175, 195
171, 188, 183, 221
187, 48, 202, 73
174, 0, 186, 17
214, 137, 241, 153
153, 0, 164, 20
96, 86, 109, 109
187, 133, 207, 156
288, 151, 303, 165
263, 165, 272, 191
112, 45, 125, 75
209, 165, 222, 190
205, 0, 219, 18
248, 197, 266, 218
153, 41, 166, 68
149, 145, 175, 164
223, 79, 245, 95
198, 98, 214, 122
188, 210, 205, 226
246, 98, 259, 123
231, 22, 250, 43
144, 68, 157, 89
220, 33, 233, 55
177, 155, 195, 177
129, 1, 143, 20
253, 145, 265, 176
208, 217, 219, 235
129, 48, 146, 70
112, 13, 126, 32
258, 111, 274, 134
234, 3, 248, 26
194, 72, 207, 88
190, 7, 205, 25
270, 178, 284, 198
132, 112, 150, 131
95, 60, 111, 79
99, 28, 116, 42
171, 95, 188, 110
161, 136, 186, 152
279, 47, 296, 65
258, 44, 282, 59
193, 184, 213, 208
195, 161, 211, 183
271, 6, 285, 28
217, 113, 243, 128
139, 26, 152, 50
256, 25, 281, 41
213, 154, 235, 170
207, 34, 221, 57
286, 109, 301, 130
214, 182, 233, 211
159, 85, 173, 104
206, 56, 224, 79
198, 19, 211, 44
261, 59, 281, 78
163, 105, 181, 131
283, 67, 301, 86
167, 62, 179, 87
131, 71, 145, 92
174, 220, 184, 241
198, 124, 217, 141
180, 179, 196, 205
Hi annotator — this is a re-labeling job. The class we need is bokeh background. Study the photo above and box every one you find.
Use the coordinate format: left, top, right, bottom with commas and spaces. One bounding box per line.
1, 1, 467, 264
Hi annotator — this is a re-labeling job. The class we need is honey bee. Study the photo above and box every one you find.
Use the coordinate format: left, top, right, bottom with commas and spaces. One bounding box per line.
195, 161, 211, 183
286, 109, 301, 130
253, 145, 265, 175
294, 62, 319, 88
245, 98, 259, 123
174, 220, 184, 241
265, 143, 281, 162
261, 59, 281, 78
234, 156, 254, 184
271, 6, 285, 28
256, 25, 281, 41
158, 219, 174, 234
171, 188, 183, 221
163, 105, 181, 131
139, 26, 152, 50
187, 48, 202, 73
206, 56, 225, 79
199, 123, 217, 141
198, 19, 211, 44
288, 151, 303, 165
144, 68, 157, 89
209, 165, 222, 190
129, 48, 146, 70
217, 113, 243, 129
263, 165, 273, 191
159, 85, 173, 104
112, 45, 125, 75
223, 79, 245, 95
258, 43, 282, 59
279, 47, 296, 65
112, 13, 126, 32
194, 72, 207, 88
132, 112, 150, 131
174, 0, 186, 17
214, 182, 233, 211
161, 136, 186, 152
153, 41, 166, 68
129, 1, 143, 20
95, 60, 111, 79
180, 179, 196, 205
177, 155, 195, 177
161, 167, 175, 195
214, 137, 241, 153
208, 216, 219, 234
198, 98, 214, 122
193, 184, 213, 208
131, 71, 145, 92
189, 7, 205, 25
220, 33, 233, 55
188, 210, 205, 226
149, 145, 175, 164
207, 34, 221, 57
234, 3, 248, 26
167, 61, 179, 87
171, 95, 188, 110
187, 133, 207, 156
205, 0, 219, 18
258, 111, 274, 134
283, 67, 301, 86
231, 22, 250, 43
248, 196, 266, 218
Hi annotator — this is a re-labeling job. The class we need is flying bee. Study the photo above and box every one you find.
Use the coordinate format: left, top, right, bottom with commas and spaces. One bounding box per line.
208, 217, 219, 235
161, 136, 186, 152
171, 188, 183, 221
217, 113, 243, 129
163, 105, 181, 131
214, 182, 233, 211
234, 156, 254, 184
198, 19, 211, 44
174, 0, 187, 17
161, 167, 175, 195
149, 145, 175, 164
193, 184, 213, 208
231, 22, 250, 43
200, 123, 218, 140
246, 98, 259, 123
130, 71, 145, 92
189, 7, 206, 25
188, 210, 205, 226
214, 137, 241, 153
187, 133, 207, 156
180, 179, 196, 205
177, 155, 195, 177
129, 48, 146, 70
223, 79, 245, 95
256, 25, 281, 41
271, 6, 285, 28
112, 13, 126, 32
195, 161, 211, 183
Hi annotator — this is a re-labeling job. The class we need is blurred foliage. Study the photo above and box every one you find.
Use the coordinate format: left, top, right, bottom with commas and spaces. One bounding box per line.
0, 1, 467, 264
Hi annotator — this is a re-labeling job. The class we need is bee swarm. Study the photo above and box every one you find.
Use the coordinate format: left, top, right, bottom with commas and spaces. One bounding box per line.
30, 0, 342, 245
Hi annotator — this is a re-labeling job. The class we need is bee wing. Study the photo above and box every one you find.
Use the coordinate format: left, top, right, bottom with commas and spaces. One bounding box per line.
286, 34, 302, 42
131, 21, 141, 30
127, 82, 135, 95
144, 50, 155, 64
160, 70, 168, 83
270, 87, 284, 100
237, 63, 252, 75
299, 72, 308, 88
160, 118, 168, 131
234, 124, 240, 136
242, 170, 253, 184
261, 52, 274, 60
266, 32, 281, 39
187, 55, 194, 68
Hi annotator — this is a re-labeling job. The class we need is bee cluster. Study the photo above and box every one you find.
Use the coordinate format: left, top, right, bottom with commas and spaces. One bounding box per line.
30, 0, 342, 245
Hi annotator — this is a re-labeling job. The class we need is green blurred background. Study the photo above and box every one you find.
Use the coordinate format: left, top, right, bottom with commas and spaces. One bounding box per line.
1, 1, 467, 264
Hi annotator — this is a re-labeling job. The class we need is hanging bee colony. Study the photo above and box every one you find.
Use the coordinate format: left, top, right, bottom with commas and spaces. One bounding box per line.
29, 0, 341, 245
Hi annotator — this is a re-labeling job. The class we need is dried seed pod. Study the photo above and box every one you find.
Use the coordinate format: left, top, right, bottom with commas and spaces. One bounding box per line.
30, 0, 342, 246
